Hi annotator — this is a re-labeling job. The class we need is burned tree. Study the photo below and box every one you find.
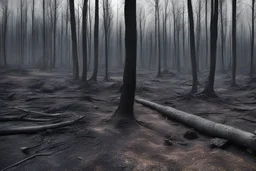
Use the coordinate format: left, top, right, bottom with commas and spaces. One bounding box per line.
69, 0, 79, 79
250, 0, 255, 78
90, 0, 99, 81
202, 0, 219, 95
187, 0, 198, 93
102, 0, 113, 81
114, 0, 137, 118
232, 0, 237, 86
82, 0, 88, 81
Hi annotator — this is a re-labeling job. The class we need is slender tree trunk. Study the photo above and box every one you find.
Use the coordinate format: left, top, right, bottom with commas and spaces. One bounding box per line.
205, 0, 208, 68
115, 0, 137, 118
90, 0, 99, 81
69, 0, 79, 79
82, 0, 88, 81
251, 0, 255, 78
53, 0, 57, 68
187, 0, 198, 93
220, 1, 225, 72
31, 0, 35, 65
157, 5, 162, 77
203, 0, 218, 95
232, 0, 237, 86
42, 0, 46, 69
3, 3, 8, 66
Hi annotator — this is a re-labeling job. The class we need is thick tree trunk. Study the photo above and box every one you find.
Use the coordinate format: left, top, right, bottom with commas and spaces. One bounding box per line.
82, 0, 88, 81
187, 0, 198, 93
115, 0, 137, 118
232, 0, 237, 86
90, 0, 99, 81
69, 0, 79, 79
136, 98, 256, 151
203, 0, 218, 95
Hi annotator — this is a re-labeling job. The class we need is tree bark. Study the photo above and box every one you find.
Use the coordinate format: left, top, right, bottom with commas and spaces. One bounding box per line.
187, 0, 198, 93
251, 0, 255, 78
115, 0, 137, 118
203, 0, 218, 95
69, 0, 79, 79
136, 98, 256, 151
90, 0, 99, 81
232, 0, 237, 86
82, 0, 88, 81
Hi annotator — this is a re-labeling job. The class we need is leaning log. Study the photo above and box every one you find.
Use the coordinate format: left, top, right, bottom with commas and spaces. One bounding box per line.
0, 117, 84, 136
135, 98, 256, 151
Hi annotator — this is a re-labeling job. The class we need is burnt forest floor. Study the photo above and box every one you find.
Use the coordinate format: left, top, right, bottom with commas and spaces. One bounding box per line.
0, 66, 256, 171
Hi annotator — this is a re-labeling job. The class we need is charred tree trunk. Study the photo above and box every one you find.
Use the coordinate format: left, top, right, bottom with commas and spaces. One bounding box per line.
31, 0, 35, 65
203, 0, 218, 95
220, 0, 225, 72
82, 0, 88, 81
90, 0, 99, 81
187, 0, 198, 93
205, 0, 208, 68
115, 0, 137, 118
53, 0, 57, 68
69, 0, 79, 79
157, 3, 162, 77
251, 0, 255, 78
232, 0, 237, 86
42, 0, 46, 69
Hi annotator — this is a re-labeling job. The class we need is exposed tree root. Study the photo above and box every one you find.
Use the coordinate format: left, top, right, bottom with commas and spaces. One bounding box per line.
0, 117, 85, 136
135, 98, 256, 151
1, 152, 52, 171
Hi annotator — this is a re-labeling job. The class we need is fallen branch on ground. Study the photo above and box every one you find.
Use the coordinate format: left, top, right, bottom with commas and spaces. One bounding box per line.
135, 98, 256, 151
1, 152, 52, 171
0, 116, 55, 122
0, 100, 63, 117
0, 117, 85, 136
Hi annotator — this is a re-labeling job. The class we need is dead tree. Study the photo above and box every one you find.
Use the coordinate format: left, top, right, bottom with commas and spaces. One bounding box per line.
69, 0, 79, 79
42, 0, 46, 68
250, 0, 255, 78
205, 0, 209, 68
196, 0, 202, 72
20, 0, 24, 65
163, 0, 169, 71
102, 0, 113, 81
220, 0, 227, 72
31, 0, 35, 65
0, 0, 9, 66
87, 0, 92, 69
187, 0, 198, 93
138, 6, 146, 68
89, 0, 99, 81
114, 0, 137, 119
136, 98, 256, 151
202, 0, 219, 96
82, 0, 88, 81
52, 0, 59, 68
232, 0, 237, 86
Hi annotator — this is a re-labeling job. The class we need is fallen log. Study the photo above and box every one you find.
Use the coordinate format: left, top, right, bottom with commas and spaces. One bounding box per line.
0, 117, 84, 136
135, 98, 256, 151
